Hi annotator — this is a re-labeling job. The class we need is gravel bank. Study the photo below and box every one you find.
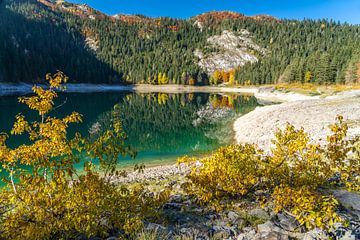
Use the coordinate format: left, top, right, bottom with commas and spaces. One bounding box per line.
234, 90, 360, 150
110, 164, 189, 184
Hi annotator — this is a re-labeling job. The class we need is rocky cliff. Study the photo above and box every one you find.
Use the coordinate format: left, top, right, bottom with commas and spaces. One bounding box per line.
194, 30, 268, 74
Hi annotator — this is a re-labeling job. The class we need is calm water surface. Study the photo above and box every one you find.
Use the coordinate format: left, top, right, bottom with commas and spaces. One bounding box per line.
0, 91, 259, 168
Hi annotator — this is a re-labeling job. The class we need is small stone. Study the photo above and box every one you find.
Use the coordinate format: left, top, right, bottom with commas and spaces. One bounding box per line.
105, 237, 117, 240
163, 202, 183, 210
237, 229, 257, 240
274, 212, 300, 232
302, 228, 328, 240
257, 221, 289, 240
228, 211, 240, 222
180, 227, 190, 234
249, 208, 270, 221
146, 223, 167, 232
211, 225, 230, 239
169, 194, 182, 202
257, 221, 273, 233
212, 225, 222, 232
193, 207, 204, 213
339, 231, 356, 240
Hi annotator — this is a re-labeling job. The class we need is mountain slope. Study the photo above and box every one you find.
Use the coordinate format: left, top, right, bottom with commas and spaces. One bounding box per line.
0, 0, 359, 85
0, 0, 118, 83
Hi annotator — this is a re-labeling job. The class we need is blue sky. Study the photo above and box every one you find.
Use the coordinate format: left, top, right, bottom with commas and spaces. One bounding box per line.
68, 0, 360, 24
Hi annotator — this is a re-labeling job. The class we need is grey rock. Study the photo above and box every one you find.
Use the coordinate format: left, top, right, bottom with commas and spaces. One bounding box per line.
302, 228, 328, 240
228, 211, 240, 222
146, 223, 167, 232
237, 229, 256, 240
257, 221, 289, 240
332, 190, 360, 218
180, 227, 191, 234
339, 231, 356, 240
169, 194, 182, 203
192, 207, 204, 213
163, 202, 183, 211
274, 212, 299, 232
211, 225, 231, 239
212, 225, 223, 232
249, 208, 270, 221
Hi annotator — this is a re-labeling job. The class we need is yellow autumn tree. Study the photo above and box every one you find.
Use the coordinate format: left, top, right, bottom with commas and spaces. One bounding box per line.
188, 77, 196, 85
0, 72, 171, 239
229, 69, 236, 85
158, 72, 169, 85
304, 71, 313, 83
221, 70, 230, 82
212, 70, 222, 85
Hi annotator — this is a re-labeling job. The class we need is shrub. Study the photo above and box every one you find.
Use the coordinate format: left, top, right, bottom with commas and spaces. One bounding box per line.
178, 144, 263, 205
179, 116, 359, 230
0, 72, 170, 239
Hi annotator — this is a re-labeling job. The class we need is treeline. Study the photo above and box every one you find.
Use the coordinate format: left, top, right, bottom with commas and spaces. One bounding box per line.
0, 0, 359, 85
223, 20, 360, 85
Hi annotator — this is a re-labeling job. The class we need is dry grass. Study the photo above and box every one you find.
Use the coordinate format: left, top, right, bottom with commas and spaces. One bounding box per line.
273, 83, 360, 96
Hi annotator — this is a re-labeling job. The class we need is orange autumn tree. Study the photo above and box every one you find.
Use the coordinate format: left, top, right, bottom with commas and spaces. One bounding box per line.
211, 69, 236, 85
0, 72, 170, 239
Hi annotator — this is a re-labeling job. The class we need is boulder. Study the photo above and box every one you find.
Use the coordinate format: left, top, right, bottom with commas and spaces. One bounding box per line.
257, 221, 289, 240
302, 228, 328, 240
274, 212, 300, 232
249, 208, 270, 221
228, 211, 240, 222
332, 190, 360, 218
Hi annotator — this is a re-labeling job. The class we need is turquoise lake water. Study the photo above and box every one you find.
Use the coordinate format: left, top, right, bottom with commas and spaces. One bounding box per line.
0, 91, 259, 168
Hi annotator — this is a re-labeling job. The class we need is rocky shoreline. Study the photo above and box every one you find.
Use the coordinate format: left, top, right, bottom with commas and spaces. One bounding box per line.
110, 163, 360, 240
107, 88, 360, 240
234, 89, 360, 151
113, 88, 360, 185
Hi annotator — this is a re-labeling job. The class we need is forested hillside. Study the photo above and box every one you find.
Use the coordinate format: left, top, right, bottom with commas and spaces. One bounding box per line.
1, 0, 359, 85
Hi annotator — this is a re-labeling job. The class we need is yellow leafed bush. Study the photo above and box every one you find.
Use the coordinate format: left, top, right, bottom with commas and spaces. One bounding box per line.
0, 72, 170, 239
179, 144, 264, 205
179, 116, 359, 230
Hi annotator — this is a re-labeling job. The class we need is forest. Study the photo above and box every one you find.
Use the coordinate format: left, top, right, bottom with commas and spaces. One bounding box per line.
0, 0, 359, 85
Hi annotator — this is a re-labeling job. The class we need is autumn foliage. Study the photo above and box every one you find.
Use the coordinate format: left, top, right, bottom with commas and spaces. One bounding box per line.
179, 116, 359, 230
0, 72, 170, 239
0, 72, 359, 238
194, 11, 278, 26
211, 69, 236, 85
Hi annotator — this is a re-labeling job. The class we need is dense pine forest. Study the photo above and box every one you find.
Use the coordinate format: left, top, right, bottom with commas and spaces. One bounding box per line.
0, 0, 359, 85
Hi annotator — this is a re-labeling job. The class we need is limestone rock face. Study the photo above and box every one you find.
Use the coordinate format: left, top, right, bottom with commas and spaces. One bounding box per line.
194, 30, 268, 74
85, 36, 99, 52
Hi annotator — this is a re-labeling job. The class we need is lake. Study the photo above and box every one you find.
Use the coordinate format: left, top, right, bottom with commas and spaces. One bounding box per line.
0, 91, 259, 168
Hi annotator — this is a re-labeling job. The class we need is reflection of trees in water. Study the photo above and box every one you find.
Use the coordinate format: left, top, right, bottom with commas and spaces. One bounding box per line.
200, 94, 259, 145
89, 93, 259, 153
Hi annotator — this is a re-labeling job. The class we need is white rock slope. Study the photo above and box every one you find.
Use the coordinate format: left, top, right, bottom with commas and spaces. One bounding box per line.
195, 30, 268, 74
